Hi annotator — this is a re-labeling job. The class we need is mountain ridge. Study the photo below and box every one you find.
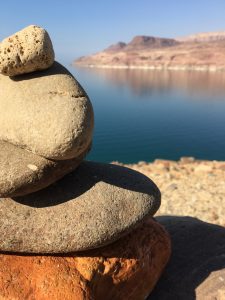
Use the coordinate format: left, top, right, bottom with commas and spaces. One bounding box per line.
104, 36, 180, 52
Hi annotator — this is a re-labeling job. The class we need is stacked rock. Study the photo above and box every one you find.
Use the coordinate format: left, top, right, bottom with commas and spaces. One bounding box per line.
0, 25, 171, 300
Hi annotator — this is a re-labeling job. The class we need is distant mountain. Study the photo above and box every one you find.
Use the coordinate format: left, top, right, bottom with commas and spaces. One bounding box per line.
104, 36, 179, 52
74, 32, 225, 71
104, 42, 127, 52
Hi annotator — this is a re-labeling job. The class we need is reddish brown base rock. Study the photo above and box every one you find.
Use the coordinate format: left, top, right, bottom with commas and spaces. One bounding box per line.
0, 217, 170, 300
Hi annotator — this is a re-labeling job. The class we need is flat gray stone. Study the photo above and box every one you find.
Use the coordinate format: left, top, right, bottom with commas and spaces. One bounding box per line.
0, 161, 161, 253
0, 141, 90, 197
0, 62, 94, 160
0, 25, 54, 76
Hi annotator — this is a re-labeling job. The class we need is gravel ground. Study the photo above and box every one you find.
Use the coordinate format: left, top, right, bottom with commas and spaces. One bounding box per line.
115, 157, 225, 226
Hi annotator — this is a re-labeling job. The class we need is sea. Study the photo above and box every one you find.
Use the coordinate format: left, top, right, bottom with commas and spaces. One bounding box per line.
69, 66, 225, 164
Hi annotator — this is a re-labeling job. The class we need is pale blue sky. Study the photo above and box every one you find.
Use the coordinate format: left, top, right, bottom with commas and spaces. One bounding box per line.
1, 0, 225, 64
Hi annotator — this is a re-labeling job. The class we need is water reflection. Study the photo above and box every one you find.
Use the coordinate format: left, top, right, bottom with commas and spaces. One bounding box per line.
76, 67, 225, 99
71, 66, 225, 163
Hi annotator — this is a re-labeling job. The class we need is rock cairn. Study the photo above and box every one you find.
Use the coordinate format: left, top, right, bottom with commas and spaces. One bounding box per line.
0, 25, 171, 299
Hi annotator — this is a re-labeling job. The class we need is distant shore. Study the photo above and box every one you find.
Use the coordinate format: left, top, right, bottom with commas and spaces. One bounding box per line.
74, 33, 225, 73
115, 157, 225, 226
74, 63, 225, 72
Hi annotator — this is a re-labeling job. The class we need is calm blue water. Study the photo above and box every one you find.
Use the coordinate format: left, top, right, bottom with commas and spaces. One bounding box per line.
69, 66, 225, 163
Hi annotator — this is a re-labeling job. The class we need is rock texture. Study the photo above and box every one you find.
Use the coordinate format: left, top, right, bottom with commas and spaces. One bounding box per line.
0, 161, 160, 253
0, 217, 171, 300
74, 32, 225, 71
0, 25, 54, 76
119, 158, 225, 226
0, 140, 91, 197
149, 216, 225, 300
0, 62, 94, 160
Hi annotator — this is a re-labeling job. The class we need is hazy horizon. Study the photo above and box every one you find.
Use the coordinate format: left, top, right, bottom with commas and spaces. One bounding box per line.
1, 0, 225, 64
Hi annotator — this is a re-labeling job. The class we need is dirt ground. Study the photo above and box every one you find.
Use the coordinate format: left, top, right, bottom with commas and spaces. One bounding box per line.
117, 157, 225, 226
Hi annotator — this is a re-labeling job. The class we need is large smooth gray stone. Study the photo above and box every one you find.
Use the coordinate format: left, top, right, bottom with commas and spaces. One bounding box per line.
0, 62, 94, 160
0, 161, 161, 253
0, 141, 90, 197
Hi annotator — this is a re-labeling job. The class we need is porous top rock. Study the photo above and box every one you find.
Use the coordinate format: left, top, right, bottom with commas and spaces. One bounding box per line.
0, 141, 91, 197
0, 62, 94, 160
0, 25, 54, 76
0, 161, 161, 253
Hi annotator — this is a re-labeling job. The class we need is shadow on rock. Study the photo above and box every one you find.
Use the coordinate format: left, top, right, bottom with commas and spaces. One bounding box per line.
13, 160, 160, 208
10, 61, 74, 81
149, 216, 225, 300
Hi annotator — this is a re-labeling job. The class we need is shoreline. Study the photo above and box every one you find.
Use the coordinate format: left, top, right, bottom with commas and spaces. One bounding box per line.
115, 157, 225, 226
73, 63, 225, 72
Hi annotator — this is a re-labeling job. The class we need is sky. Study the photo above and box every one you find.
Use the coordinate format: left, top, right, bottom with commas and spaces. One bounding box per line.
1, 0, 225, 64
